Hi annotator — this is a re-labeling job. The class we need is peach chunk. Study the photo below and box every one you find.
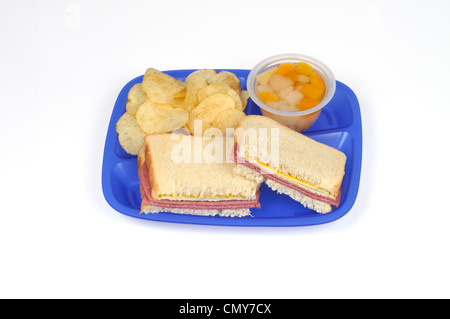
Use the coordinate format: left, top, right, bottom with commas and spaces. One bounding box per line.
301, 84, 324, 100
277, 63, 297, 76
296, 62, 313, 76
285, 70, 299, 82
310, 72, 325, 90
298, 97, 320, 110
258, 91, 279, 103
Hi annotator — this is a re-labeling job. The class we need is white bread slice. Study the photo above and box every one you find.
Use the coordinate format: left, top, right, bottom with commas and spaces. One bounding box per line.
234, 115, 346, 198
141, 205, 252, 217
144, 133, 260, 200
233, 163, 266, 184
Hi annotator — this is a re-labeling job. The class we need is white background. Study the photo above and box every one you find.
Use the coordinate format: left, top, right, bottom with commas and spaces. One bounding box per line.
1, 0, 449, 299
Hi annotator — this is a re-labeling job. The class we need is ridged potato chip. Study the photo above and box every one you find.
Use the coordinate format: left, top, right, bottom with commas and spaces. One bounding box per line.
187, 93, 235, 134
142, 67, 187, 87
197, 83, 243, 111
136, 100, 189, 134
240, 90, 250, 111
214, 71, 241, 92
182, 74, 208, 112
126, 83, 148, 116
116, 112, 146, 155
170, 97, 185, 109
185, 69, 218, 84
143, 67, 161, 81
212, 108, 246, 135
142, 69, 186, 105
186, 69, 241, 92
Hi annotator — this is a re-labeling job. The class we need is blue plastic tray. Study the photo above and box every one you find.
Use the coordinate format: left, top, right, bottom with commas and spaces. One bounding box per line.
102, 69, 362, 226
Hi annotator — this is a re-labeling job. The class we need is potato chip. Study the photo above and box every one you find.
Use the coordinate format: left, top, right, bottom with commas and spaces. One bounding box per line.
211, 108, 246, 135
215, 71, 241, 92
197, 83, 243, 111
182, 74, 208, 112
116, 112, 146, 155
170, 97, 186, 109
126, 83, 148, 116
187, 93, 235, 134
186, 69, 241, 92
142, 70, 186, 104
143, 67, 161, 81
136, 100, 189, 134
143, 67, 187, 86
240, 90, 250, 112
186, 69, 218, 84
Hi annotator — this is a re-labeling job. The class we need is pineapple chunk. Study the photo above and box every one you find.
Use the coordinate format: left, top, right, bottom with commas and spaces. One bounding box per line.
297, 74, 310, 83
284, 90, 304, 106
256, 66, 278, 85
256, 84, 272, 94
269, 73, 294, 93
278, 86, 294, 99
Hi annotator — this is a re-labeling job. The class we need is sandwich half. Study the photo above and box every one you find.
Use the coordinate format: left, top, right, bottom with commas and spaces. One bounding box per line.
232, 115, 346, 214
138, 133, 262, 217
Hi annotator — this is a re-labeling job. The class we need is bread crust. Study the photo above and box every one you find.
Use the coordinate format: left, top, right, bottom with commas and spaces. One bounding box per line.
137, 146, 146, 200
144, 134, 163, 199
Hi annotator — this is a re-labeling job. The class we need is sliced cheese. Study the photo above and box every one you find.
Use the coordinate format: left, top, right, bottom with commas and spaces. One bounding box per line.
245, 156, 336, 199
157, 194, 252, 201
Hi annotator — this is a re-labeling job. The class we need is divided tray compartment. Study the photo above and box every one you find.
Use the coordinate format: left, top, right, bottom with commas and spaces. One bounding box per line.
102, 69, 362, 226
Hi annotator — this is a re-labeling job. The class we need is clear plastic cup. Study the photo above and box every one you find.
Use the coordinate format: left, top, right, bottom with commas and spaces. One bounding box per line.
247, 53, 336, 131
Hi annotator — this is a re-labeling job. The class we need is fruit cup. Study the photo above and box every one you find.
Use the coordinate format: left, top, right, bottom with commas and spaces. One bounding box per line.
247, 53, 336, 131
